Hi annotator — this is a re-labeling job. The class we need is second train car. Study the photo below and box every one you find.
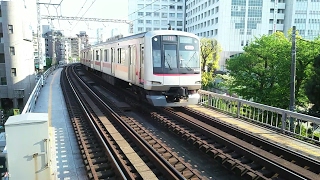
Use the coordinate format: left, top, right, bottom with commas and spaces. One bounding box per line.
80, 30, 201, 107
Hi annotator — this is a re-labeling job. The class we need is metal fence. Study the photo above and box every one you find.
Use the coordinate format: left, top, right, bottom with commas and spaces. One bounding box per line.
21, 66, 57, 114
198, 90, 320, 143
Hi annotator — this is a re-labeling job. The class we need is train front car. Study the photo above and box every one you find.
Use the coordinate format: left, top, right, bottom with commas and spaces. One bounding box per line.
143, 31, 201, 107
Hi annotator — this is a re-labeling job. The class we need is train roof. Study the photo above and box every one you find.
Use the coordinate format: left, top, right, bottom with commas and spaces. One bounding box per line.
84, 30, 199, 50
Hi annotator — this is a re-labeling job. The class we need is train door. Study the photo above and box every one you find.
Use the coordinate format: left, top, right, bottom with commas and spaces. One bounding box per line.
139, 44, 144, 85
111, 48, 115, 76
129, 45, 136, 82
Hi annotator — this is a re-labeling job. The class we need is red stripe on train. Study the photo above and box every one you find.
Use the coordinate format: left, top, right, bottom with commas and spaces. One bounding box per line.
153, 74, 199, 76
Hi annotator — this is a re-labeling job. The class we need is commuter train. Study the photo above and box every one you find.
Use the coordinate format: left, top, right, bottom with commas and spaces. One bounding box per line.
80, 30, 201, 107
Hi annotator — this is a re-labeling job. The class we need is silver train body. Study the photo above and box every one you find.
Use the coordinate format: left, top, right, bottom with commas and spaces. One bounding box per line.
80, 30, 201, 107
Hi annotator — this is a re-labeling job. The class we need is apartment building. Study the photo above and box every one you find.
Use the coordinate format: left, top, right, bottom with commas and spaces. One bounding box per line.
128, 0, 185, 34
66, 37, 81, 62
0, 1, 36, 109
43, 29, 67, 66
186, 0, 320, 71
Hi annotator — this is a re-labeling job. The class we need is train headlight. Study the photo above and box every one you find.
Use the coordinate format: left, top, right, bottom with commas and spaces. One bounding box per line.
195, 81, 201, 84
151, 81, 162, 85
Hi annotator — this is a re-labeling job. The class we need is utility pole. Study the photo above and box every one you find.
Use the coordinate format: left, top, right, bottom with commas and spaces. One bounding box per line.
36, 0, 43, 70
289, 26, 296, 131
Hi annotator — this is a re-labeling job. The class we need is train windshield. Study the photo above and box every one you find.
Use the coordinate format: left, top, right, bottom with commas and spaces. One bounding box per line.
152, 35, 200, 74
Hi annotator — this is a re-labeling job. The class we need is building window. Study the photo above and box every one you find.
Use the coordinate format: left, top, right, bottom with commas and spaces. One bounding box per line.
169, 21, 175, 26
154, 12, 160, 16
8, 25, 13, 34
0, 54, 4, 63
169, 13, 175, 17
0, 77, 7, 85
138, 20, 144, 24
11, 68, 16, 77
146, 12, 152, 16
138, 27, 144, 31
177, 13, 183, 18
10, 47, 15, 55
146, 27, 152, 31
162, 13, 167, 18
138, 12, 144, 16
177, 21, 183, 26
146, 20, 152, 24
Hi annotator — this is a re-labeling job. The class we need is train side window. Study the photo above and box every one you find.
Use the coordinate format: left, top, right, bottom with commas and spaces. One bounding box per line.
121, 48, 126, 65
96, 50, 99, 61
104, 49, 108, 62
140, 45, 144, 64
111, 48, 114, 62
91, 50, 94, 60
130, 46, 136, 65
118, 48, 121, 64
100, 49, 103, 61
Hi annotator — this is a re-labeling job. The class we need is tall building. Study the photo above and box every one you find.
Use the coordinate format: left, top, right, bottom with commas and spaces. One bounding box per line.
96, 28, 107, 44
66, 37, 81, 62
77, 31, 89, 49
186, 0, 320, 71
284, 0, 320, 40
0, 1, 36, 109
128, 0, 185, 34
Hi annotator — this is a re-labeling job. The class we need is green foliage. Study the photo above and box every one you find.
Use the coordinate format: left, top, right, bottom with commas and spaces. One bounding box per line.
201, 71, 214, 90
215, 74, 235, 93
305, 55, 320, 114
46, 58, 52, 68
226, 31, 320, 109
200, 37, 222, 72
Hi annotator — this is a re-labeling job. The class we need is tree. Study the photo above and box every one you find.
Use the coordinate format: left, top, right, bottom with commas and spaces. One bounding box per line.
293, 34, 320, 107
200, 38, 221, 73
226, 31, 320, 109
305, 54, 320, 116
201, 71, 214, 90
46, 58, 52, 68
226, 32, 292, 108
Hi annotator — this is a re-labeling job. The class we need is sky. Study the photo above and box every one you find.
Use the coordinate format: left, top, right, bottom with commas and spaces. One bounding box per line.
27, 0, 129, 37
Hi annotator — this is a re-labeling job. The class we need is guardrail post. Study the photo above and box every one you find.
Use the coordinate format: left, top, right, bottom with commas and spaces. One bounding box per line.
208, 94, 212, 107
281, 111, 287, 133
237, 101, 241, 118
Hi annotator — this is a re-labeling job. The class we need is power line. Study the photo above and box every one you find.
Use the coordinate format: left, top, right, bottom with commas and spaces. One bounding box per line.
130, 0, 181, 23
75, 0, 89, 18
126, 0, 159, 18
58, 0, 64, 6
71, 0, 97, 31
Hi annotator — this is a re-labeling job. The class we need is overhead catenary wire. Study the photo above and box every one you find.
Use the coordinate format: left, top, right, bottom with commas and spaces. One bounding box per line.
130, 0, 181, 23
126, 0, 159, 19
71, 0, 97, 31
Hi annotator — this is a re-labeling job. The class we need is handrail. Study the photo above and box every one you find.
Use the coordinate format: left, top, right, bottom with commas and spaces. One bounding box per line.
198, 90, 320, 143
21, 66, 57, 114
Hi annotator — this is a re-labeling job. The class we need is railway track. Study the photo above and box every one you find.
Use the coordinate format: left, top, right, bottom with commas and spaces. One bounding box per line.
61, 67, 127, 179
75, 65, 320, 179
61, 65, 204, 179
152, 107, 320, 180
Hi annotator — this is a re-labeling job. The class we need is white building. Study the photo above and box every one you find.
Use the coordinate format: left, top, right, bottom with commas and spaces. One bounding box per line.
284, 0, 320, 40
0, 1, 36, 109
185, 0, 320, 71
128, 0, 185, 34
